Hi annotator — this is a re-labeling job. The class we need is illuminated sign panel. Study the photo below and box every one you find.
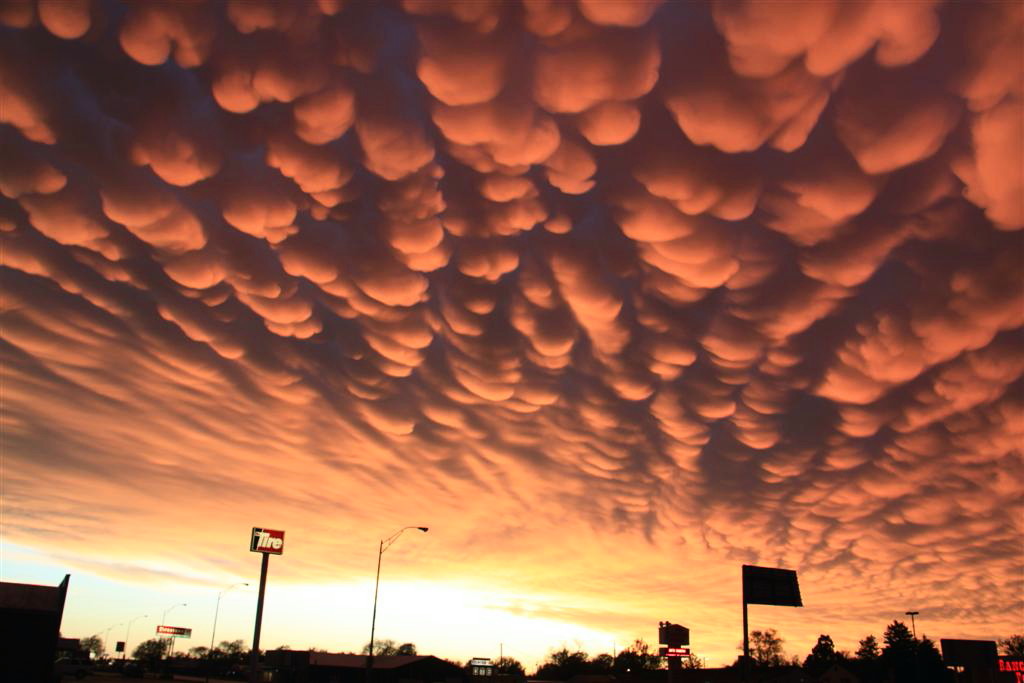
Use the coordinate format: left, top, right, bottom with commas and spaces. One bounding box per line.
999, 658, 1024, 683
156, 625, 192, 638
658, 647, 691, 658
469, 658, 493, 676
250, 527, 285, 554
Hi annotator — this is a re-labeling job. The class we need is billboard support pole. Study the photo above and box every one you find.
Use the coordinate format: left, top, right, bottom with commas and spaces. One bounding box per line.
742, 598, 749, 682
667, 652, 680, 683
249, 552, 270, 683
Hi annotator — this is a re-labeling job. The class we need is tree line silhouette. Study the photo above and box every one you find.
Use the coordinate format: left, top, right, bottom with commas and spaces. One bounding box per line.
83, 624, 1024, 682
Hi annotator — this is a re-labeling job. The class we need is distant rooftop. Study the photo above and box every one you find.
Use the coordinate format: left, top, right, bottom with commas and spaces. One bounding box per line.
306, 652, 444, 669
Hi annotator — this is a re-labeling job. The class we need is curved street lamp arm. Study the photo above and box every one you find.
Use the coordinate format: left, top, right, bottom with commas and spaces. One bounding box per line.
380, 526, 428, 554
162, 602, 188, 624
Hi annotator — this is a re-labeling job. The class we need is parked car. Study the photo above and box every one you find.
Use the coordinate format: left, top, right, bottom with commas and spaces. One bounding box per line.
54, 656, 93, 680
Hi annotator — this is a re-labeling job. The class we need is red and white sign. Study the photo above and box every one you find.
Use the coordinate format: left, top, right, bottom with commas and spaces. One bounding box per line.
156, 625, 192, 638
658, 647, 691, 658
250, 527, 285, 554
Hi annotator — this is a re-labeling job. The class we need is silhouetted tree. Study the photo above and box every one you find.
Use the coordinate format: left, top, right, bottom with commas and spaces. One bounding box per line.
80, 635, 104, 659
613, 639, 661, 672
918, 635, 953, 682
362, 639, 414, 656
679, 652, 703, 669
881, 621, 917, 682
536, 648, 590, 679
804, 634, 843, 676
882, 621, 915, 656
748, 629, 787, 667
879, 622, 953, 683
591, 653, 614, 672
851, 634, 882, 681
1000, 635, 1024, 657
208, 639, 248, 669
133, 638, 169, 666
188, 646, 209, 658
856, 635, 880, 660
493, 656, 526, 678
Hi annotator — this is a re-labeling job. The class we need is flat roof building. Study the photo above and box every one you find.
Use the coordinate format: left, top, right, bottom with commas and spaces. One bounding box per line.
266, 650, 464, 683
0, 574, 70, 683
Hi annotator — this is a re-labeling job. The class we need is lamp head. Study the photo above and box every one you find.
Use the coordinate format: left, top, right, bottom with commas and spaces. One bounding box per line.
417, 527, 429, 532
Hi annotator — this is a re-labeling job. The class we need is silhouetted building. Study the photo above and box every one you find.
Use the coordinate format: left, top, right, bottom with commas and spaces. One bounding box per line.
815, 663, 860, 683
266, 650, 464, 683
0, 574, 70, 683
56, 637, 88, 659
942, 639, 1002, 683
585, 667, 804, 683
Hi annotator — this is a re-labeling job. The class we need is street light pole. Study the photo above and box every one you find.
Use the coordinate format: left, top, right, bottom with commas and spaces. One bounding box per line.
161, 603, 187, 658
124, 614, 148, 660
365, 526, 428, 683
100, 623, 122, 658
905, 611, 919, 639
206, 582, 249, 683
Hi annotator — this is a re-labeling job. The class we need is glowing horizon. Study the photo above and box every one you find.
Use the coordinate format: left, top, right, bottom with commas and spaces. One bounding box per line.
1, 0, 1021, 672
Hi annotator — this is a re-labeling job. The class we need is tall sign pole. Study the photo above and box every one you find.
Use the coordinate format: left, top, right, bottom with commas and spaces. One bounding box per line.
742, 597, 749, 682
658, 621, 690, 683
249, 553, 269, 682
249, 528, 284, 683
741, 565, 803, 683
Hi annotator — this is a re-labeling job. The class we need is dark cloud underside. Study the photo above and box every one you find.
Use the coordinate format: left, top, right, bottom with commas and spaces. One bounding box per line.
1, 0, 1021, 654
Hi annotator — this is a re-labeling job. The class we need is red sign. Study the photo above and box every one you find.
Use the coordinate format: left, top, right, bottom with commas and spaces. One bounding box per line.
1000, 659, 1024, 673
999, 658, 1024, 682
250, 527, 285, 554
156, 625, 192, 638
658, 647, 691, 657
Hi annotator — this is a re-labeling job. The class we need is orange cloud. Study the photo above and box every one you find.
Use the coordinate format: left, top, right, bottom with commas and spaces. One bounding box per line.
2, 0, 1022, 669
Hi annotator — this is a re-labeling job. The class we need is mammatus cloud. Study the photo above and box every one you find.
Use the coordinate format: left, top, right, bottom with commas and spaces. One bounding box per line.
1, 0, 1021, 664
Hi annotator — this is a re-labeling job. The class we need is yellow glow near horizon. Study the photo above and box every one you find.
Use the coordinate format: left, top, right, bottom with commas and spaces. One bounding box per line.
268, 580, 625, 669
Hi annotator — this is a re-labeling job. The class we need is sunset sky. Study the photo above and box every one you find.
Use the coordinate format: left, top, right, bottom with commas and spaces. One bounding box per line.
1, 0, 1022, 671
